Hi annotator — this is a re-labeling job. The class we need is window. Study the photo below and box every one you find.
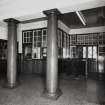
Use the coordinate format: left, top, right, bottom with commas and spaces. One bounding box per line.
32, 47, 41, 59
69, 46, 77, 58
32, 30, 42, 59
83, 46, 97, 59
70, 35, 76, 45
63, 48, 66, 58
83, 47, 86, 58
42, 29, 47, 47
63, 33, 67, 48
23, 31, 33, 43
33, 30, 42, 47
23, 28, 70, 59
93, 46, 97, 59
62, 32, 71, 58
88, 47, 92, 58
24, 45, 32, 59
99, 45, 105, 56
23, 29, 47, 59
58, 30, 61, 48
70, 32, 105, 46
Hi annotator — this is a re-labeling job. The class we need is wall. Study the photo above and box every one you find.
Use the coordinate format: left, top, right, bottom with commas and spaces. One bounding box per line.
69, 26, 105, 34
0, 22, 7, 40
18, 20, 70, 53
0, 21, 21, 41
58, 20, 70, 34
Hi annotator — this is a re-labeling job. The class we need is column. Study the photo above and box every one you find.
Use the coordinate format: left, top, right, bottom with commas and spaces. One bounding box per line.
4, 18, 19, 88
43, 9, 62, 99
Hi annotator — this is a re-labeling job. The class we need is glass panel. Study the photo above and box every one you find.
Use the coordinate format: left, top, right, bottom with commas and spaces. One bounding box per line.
32, 47, 40, 59
27, 38, 29, 42
37, 47, 41, 59
24, 32, 26, 37
34, 43, 37, 47
37, 42, 41, 47
27, 32, 29, 37
43, 41, 47, 47
43, 36, 46, 41
88, 47, 92, 58
24, 38, 26, 43
24, 45, 32, 59
93, 46, 97, 59
67, 35, 69, 48
30, 31, 33, 37
63, 48, 66, 58
77, 46, 83, 58
58, 30, 60, 48
42, 48, 47, 57
64, 33, 66, 48
38, 36, 41, 41
30, 37, 32, 42
43, 29, 47, 35
38, 30, 42, 36
34, 37, 36, 41
61, 33, 63, 48
83, 47, 86, 58
66, 48, 69, 58
34, 31, 36, 36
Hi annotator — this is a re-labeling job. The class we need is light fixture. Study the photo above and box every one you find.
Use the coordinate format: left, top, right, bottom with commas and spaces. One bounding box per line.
76, 11, 86, 26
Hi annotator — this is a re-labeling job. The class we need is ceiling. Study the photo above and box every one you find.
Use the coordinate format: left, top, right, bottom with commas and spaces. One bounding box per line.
61, 6, 105, 28
0, 0, 105, 21
0, 0, 105, 29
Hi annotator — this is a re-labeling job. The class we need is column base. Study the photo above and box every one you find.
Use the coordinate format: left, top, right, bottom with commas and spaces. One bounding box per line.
42, 89, 62, 100
2, 80, 20, 89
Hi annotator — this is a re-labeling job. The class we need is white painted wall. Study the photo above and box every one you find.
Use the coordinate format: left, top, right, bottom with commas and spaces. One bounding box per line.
0, 22, 7, 40
20, 20, 47, 30
69, 26, 105, 34
0, 22, 20, 41
58, 20, 70, 34
19, 20, 69, 33
0, 26, 7, 40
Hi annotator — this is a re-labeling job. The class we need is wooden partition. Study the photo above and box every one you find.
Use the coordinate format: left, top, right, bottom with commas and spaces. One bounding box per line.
22, 28, 105, 80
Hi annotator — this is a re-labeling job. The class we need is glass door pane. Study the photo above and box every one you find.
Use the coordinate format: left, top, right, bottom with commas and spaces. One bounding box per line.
88, 47, 92, 58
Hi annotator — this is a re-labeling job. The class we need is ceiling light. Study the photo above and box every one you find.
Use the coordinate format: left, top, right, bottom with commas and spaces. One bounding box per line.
76, 11, 86, 26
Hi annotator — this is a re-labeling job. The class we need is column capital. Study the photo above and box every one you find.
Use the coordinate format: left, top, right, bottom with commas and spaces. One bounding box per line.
43, 8, 61, 16
4, 18, 20, 24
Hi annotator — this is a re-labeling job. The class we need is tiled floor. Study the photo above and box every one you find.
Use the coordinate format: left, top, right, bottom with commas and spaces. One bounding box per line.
0, 74, 105, 105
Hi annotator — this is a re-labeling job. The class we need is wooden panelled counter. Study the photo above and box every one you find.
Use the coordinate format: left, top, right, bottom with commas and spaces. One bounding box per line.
11, 57, 104, 80
22, 59, 86, 76
22, 59, 46, 74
